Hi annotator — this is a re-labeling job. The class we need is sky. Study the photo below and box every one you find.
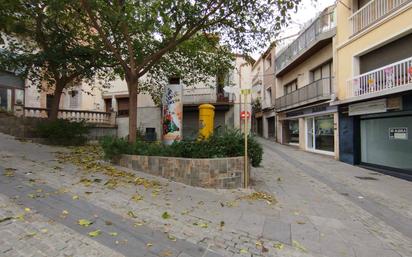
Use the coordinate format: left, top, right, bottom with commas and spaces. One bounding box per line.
251, 0, 336, 59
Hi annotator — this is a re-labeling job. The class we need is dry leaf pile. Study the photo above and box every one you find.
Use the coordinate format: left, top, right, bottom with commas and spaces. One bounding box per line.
55, 146, 161, 190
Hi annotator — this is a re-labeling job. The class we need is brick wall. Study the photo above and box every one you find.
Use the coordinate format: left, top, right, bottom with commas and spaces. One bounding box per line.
117, 154, 250, 189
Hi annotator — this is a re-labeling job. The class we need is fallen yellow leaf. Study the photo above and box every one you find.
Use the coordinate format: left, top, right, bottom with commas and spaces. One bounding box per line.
131, 194, 143, 202
167, 234, 176, 241
127, 211, 137, 218
88, 229, 101, 237
161, 212, 171, 219
274, 242, 284, 250
292, 240, 307, 253
78, 219, 93, 227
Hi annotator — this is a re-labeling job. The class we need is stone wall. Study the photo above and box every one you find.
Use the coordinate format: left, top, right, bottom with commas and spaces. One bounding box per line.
0, 112, 117, 141
117, 154, 249, 189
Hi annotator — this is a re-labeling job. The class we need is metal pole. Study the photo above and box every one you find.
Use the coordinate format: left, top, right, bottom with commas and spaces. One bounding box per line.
239, 67, 242, 133
244, 93, 248, 188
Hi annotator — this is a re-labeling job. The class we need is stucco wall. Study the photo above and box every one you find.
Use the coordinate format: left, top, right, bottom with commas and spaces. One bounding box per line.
336, 1, 412, 101
116, 107, 161, 139
232, 56, 253, 130
263, 45, 277, 104
275, 43, 334, 99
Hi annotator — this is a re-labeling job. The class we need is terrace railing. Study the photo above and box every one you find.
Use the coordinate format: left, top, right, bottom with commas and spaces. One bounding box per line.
349, 0, 411, 35
275, 9, 336, 74
24, 107, 112, 124
346, 56, 412, 99
275, 77, 332, 111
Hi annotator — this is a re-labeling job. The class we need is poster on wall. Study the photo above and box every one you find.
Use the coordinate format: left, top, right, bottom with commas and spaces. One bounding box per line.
389, 127, 408, 140
162, 84, 183, 145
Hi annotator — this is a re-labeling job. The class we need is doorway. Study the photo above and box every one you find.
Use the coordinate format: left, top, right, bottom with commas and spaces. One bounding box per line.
306, 115, 334, 154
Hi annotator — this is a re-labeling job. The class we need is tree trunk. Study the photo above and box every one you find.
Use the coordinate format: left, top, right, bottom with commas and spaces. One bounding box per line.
48, 82, 65, 121
127, 80, 138, 143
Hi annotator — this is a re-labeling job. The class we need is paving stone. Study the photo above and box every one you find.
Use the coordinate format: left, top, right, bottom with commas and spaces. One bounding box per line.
262, 219, 291, 245
1, 133, 412, 257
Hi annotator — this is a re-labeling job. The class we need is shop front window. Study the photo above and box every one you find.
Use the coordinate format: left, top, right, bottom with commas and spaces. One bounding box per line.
307, 115, 334, 152
0, 88, 12, 111
287, 119, 299, 144
15, 89, 24, 105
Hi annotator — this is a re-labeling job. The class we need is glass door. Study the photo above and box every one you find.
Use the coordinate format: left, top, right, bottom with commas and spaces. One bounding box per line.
306, 115, 335, 153
315, 115, 334, 152
307, 117, 314, 149
287, 119, 299, 144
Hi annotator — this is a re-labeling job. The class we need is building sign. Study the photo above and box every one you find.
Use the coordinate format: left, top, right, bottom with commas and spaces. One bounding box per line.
349, 99, 387, 116
389, 127, 408, 140
162, 84, 183, 145
240, 89, 251, 95
285, 104, 335, 118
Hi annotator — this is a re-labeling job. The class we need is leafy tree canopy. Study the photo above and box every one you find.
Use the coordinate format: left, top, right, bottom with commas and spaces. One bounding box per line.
0, 0, 115, 119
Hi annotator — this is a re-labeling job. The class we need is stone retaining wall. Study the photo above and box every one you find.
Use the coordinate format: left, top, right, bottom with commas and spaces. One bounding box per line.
0, 112, 116, 141
117, 154, 249, 189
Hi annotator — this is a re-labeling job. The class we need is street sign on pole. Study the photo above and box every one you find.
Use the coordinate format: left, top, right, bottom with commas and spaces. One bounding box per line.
240, 111, 251, 119
240, 89, 251, 95
243, 93, 249, 188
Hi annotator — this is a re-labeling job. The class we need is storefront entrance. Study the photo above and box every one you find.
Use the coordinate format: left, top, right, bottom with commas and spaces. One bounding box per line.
267, 116, 276, 138
306, 115, 335, 153
361, 115, 412, 171
285, 119, 299, 145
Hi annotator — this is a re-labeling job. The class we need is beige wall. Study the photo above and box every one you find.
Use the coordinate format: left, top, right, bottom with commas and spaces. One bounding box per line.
251, 57, 264, 101
335, 1, 412, 101
232, 56, 253, 130
262, 45, 276, 107
24, 80, 105, 111
275, 43, 334, 99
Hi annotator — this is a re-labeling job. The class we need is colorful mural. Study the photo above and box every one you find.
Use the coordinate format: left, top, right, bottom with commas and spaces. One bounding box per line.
162, 84, 183, 144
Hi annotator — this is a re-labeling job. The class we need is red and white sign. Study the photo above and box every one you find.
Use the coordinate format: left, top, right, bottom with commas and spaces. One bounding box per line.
240, 111, 251, 119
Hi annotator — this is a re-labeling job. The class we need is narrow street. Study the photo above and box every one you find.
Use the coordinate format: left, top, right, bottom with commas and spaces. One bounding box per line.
0, 133, 411, 257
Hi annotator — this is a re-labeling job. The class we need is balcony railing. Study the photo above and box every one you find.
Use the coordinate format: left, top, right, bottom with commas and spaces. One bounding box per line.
275, 77, 332, 111
24, 107, 113, 124
275, 8, 336, 74
346, 57, 412, 99
182, 88, 232, 104
349, 0, 411, 35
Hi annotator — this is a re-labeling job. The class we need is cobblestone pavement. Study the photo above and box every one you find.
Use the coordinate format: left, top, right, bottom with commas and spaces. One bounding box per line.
0, 133, 411, 257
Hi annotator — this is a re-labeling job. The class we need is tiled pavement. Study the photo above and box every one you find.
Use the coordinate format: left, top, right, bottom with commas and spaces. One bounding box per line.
0, 132, 411, 257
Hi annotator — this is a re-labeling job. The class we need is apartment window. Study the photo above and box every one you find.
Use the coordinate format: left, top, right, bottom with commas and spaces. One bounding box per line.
265, 54, 272, 70
14, 89, 24, 105
117, 97, 129, 117
311, 61, 331, 82
265, 88, 272, 106
69, 90, 79, 108
284, 79, 298, 95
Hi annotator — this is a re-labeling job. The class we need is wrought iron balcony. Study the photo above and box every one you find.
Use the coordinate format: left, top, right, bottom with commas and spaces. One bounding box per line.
346, 57, 412, 100
349, 0, 412, 35
275, 7, 336, 76
275, 77, 333, 111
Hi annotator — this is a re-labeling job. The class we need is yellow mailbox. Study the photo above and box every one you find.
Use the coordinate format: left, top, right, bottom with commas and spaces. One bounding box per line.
198, 104, 215, 139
